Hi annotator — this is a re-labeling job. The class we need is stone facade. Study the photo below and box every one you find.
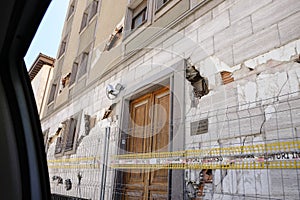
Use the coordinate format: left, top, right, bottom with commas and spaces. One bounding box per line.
41, 0, 300, 199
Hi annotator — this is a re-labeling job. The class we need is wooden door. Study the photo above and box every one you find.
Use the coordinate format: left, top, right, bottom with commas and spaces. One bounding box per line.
124, 87, 170, 200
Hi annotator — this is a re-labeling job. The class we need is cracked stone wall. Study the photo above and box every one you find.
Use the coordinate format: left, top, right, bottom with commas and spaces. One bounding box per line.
41, 0, 300, 199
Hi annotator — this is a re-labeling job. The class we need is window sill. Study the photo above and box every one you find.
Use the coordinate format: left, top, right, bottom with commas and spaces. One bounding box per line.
47, 100, 54, 106
79, 14, 98, 35
57, 53, 65, 61
123, 20, 151, 43
154, 0, 181, 21
66, 13, 74, 22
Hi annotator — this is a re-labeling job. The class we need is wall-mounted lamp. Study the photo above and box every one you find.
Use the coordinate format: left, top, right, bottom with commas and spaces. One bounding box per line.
105, 83, 124, 100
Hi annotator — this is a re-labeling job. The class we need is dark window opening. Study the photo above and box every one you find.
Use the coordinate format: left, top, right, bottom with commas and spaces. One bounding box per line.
131, 8, 147, 30
65, 118, 77, 151
67, 1, 75, 19
58, 40, 67, 58
77, 52, 89, 79
80, 12, 88, 32
48, 83, 57, 104
156, 0, 169, 11
69, 62, 78, 86
89, 0, 98, 21
54, 117, 79, 157
54, 137, 62, 154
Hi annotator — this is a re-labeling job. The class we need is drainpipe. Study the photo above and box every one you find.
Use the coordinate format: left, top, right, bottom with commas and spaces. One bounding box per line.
100, 127, 110, 200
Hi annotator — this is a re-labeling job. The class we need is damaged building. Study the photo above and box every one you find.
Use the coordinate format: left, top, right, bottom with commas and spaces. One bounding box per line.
40, 0, 300, 199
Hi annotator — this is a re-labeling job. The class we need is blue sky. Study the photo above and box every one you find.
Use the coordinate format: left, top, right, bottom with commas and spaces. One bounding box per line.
24, 0, 69, 68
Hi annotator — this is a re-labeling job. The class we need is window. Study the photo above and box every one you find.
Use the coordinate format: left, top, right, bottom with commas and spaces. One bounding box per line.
42, 129, 49, 152
65, 118, 77, 151
131, 8, 147, 29
69, 62, 78, 85
58, 38, 67, 58
67, 0, 75, 19
54, 117, 79, 156
80, 0, 99, 32
48, 84, 57, 104
89, 0, 98, 21
80, 12, 88, 32
155, 0, 169, 10
77, 52, 89, 79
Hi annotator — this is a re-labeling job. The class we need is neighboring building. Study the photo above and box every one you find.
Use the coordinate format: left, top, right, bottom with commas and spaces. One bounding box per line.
29, 53, 55, 117
41, 0, 300, 199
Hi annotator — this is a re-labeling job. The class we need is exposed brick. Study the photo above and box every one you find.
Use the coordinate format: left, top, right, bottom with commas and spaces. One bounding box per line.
233, 25, 280, 65
214, 16, 252, 52
198, 10, 230, 41
229, 0, 272, 23
252, 0, 300, 33
278, 11, 300, 45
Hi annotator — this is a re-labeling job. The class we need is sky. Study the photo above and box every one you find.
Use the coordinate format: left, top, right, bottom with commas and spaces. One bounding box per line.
24, 0, 69, 68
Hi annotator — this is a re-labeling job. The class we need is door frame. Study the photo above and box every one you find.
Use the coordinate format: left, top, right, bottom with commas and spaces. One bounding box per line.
113, 59, 186, 200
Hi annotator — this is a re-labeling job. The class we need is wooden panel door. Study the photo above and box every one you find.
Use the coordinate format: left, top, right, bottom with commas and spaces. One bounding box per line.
124, 87, 170, 200
148, 89, 169, 200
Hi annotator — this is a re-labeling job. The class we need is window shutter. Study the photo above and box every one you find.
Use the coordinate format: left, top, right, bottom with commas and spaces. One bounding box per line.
65, 118, 77, 151
77, 52, 89, 78
89, 0, 98, 21
67, 2, 75, 19
80, 12, 88, 31
58, 40, 66, 58
48, 84, 57, 104
69, 62, 78, 85
156, 0, 168, 10
54, 137, 63, 154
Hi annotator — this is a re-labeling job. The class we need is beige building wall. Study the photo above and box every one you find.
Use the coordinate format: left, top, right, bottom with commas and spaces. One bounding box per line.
31, 64, 53, 116
29, 54, 55, 118
41, 0, 300, 199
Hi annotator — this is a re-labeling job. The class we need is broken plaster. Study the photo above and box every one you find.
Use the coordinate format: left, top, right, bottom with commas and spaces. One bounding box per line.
244, 39, 299, 69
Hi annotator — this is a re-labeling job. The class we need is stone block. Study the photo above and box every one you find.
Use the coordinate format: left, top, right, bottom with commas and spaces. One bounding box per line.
215, 46, 234, 67
214, 16, 252, 52
186, 11, 212, 33
229, 0, 272, 23
212, 0, 236, 17
233, 25, 280, 64
198, 11, 230, 42
186, 37, 214, 63
252, 0, 300, 33
279, 11, 300, 45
